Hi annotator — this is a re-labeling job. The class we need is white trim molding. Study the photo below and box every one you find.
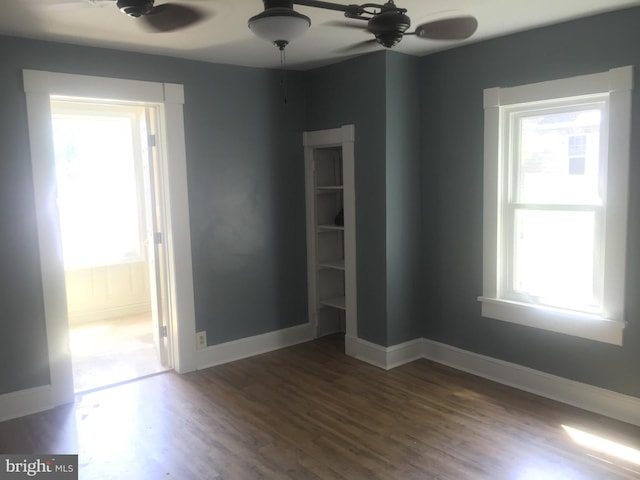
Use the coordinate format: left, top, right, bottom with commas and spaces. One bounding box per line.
481, 66, 633, 345
354, 335, 640, 427
303, 124, 357, 342
345, 335, 424, 370
478, 297, 625, 346
421, 338, 640, 427
4, 329, 638, 428
0, 386, 53, 423
22, 69, 197, 412
196, 323, 315, 370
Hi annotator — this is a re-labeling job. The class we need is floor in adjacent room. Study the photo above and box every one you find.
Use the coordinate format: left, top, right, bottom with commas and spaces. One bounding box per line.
69, 312, 169, 393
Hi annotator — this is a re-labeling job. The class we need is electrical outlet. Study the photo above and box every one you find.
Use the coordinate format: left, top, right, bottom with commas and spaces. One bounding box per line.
196, 331, 207, 350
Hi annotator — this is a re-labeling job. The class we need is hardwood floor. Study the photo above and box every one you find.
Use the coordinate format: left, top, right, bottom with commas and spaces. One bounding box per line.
1, 335, 639, 479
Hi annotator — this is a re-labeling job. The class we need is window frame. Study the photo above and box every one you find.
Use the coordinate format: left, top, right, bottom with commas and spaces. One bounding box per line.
50, 100, 149, 270
479, 66, 633, 345
503, 98, 607, 312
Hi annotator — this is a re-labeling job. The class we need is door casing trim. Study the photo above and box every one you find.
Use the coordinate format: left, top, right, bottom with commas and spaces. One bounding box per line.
23, 69, 197, 407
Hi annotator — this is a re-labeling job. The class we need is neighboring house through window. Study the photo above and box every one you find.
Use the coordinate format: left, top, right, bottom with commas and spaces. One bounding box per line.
479, 66, 633, 345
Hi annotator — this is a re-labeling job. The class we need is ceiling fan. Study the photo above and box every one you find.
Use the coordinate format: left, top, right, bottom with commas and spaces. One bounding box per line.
248, 0, 478, 50
86, 0, 208, 32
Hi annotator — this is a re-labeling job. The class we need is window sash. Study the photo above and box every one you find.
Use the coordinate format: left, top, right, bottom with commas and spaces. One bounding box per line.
499, 98, 609, 315
501, 203, 604, 314
505, 100, 608, 207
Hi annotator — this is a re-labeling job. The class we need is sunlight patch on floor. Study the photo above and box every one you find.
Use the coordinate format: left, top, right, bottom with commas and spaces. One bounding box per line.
562, 424, 640, 470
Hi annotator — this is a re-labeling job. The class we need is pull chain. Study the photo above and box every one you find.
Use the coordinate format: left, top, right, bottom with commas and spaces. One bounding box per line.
279, 45, 288, 106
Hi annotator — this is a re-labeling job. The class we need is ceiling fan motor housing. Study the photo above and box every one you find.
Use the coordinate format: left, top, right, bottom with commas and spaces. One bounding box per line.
117, 0, 155, 17
263, 0, 295, 8
368, 10, 410, 48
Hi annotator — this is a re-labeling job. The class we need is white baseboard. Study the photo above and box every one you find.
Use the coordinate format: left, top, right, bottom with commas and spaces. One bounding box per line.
344, 334, 358, 360
4, 330, 637, 429
196, 322, 315, 370
344, 335, 640, 426
421, 338, 640, 427
346, 336, 424, 370
0, 385, 52, 423
0, 323, 313, 422
346, 336, 388, 369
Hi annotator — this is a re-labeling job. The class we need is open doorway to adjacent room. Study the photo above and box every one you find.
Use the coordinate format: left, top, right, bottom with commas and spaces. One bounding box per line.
50, 99, 171, 393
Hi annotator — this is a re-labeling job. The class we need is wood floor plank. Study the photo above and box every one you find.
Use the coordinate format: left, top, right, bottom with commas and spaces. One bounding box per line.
0, 334, 639, 479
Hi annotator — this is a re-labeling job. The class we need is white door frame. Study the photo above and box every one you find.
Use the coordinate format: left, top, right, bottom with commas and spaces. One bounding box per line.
23, 70, 197, 408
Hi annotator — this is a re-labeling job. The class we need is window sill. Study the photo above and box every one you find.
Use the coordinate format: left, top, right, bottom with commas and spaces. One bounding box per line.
477, 296, 624, 346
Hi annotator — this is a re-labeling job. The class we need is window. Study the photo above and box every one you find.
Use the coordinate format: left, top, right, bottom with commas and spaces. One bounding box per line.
479, 66, 633, 345
51, 101, 147, 269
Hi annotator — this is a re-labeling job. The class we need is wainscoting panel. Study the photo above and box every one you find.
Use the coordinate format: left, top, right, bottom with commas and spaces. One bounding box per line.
65, 261, 151, 324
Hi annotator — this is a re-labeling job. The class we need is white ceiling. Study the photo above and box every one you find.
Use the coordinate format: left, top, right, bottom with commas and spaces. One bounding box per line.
2, 0, 640, 70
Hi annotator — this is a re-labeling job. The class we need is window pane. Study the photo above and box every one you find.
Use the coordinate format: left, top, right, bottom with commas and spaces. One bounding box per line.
513, 209, 599, 311
52, 113, 142, 269
515, 108, 602, 205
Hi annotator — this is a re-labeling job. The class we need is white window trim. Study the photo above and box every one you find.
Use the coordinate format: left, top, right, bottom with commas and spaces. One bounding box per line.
479, 66, 633, 346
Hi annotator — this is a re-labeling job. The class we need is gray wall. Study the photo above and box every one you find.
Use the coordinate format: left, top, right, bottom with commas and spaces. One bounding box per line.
305, 51, 423, 346
0, 35, 308, 394
0, 38, 51, 394
420, 8, 640, 398
3, 5, 640, 403
385, 53, 422, 345
305, 52, 390, 345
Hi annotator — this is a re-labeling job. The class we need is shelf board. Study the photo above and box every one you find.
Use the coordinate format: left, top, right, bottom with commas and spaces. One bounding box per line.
317, 224, 344, 231
320, 296, 346, 310
318, 259, 345, 270
316, 185, 343, 192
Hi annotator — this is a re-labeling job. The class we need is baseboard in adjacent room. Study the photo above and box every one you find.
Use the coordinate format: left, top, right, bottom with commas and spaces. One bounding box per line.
68, 302, 152, 325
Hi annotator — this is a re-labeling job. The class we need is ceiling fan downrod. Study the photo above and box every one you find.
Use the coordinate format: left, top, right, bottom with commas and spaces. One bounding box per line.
116, 0, 154, 17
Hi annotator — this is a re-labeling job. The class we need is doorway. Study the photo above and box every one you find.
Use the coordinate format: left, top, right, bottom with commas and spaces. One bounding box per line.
24, 70, 197, 410
50, 99, 170, 392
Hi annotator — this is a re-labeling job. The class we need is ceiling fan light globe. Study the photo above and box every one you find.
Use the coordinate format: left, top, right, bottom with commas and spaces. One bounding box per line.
248, 8, 311, 46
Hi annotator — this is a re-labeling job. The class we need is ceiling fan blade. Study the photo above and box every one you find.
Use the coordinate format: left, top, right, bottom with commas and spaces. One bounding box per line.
36, 0, 114, 13
413, 15, 478, 40
141, 3, 208, 32
323, 19, 369, 31
334, 38, 377, 54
